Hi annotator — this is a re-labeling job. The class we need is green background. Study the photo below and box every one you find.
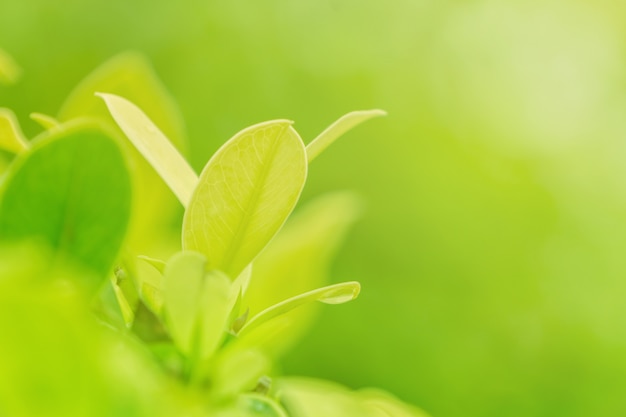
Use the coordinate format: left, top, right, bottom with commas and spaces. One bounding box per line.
3, 1, 626, 416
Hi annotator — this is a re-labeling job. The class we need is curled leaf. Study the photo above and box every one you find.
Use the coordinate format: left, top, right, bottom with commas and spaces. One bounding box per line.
306, 109, 386, 163
238, 282, 360, 337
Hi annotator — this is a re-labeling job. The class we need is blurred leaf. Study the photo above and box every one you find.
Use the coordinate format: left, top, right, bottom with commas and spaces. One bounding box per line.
58, 52, 186, 147
238, 394, 289, 417
0, 121, 132, 289
211, 348, 270, 399
278, 378, 378, 417
306, 110, 386, 163
98, 93, 198, 207
163, 251, 232, 362
358, 389, 432, 417
0, 48, 20, 85
183, 120, 307, 279
138, 255, 167, 274
57, 52, 188, 253
0, 108, 29, 153
238, 281, 360, 338
30, 112, 60, 129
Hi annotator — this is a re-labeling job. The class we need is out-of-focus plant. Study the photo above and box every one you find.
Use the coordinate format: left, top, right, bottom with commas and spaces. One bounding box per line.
0, 52, 428, 416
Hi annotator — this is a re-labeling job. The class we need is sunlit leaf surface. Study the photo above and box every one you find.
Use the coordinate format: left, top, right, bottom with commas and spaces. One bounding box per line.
183, 120, 307, 279
99, 93, 198, 207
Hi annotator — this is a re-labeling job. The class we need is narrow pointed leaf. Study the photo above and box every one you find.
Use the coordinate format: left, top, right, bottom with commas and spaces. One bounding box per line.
0, 49, 20, 85
0, 108, 29, 153
30, 113, 60, 130
238, 282, 360, 337
0, 121, 132, 287
98, 93, 198, 207
239, 394, 289, 417
183, 120, 307, 279
306, 110, 386, 163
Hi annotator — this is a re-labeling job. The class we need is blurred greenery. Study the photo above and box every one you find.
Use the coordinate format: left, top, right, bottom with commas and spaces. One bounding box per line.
3, 0, 626, 416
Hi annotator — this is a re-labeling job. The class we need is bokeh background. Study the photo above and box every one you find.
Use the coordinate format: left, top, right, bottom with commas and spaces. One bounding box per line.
3, 1, 626, 416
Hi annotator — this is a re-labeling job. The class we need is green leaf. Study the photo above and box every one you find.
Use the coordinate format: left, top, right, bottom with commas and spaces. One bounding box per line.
0, 108, 29, 154
58, 52, 186, 148
357, 389, 432, 417
163, 252, 232, 361
239, 394, 289, 417
211, 348, 270, 399
183, 120, 307, 279
0, 121, 132, 287
57, 51, 188, 252
138, 255, 167, 274
306, 110, 386, 163
278, 378, 378, 417
237, 281, 360, 337
242, 192, 361, 356
244, 192, 361, 315
0, 49, 20, 85
98, 93, 198, 207
30, 112, 60, 130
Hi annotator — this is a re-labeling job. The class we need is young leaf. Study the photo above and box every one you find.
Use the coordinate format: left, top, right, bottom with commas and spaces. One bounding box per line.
183, 120, 308, 279
0, 49, 20, 85
306, 110, 386, 163
0, 108, 29, 153
30, 113, 60, 130
242, 192, 361, 356
138, 255, 167, 274
358, 389, 432, 417
98, 93, 198, 207
237, 282, 360, 337
0, 121, 132, 288
163, 252, 232, 361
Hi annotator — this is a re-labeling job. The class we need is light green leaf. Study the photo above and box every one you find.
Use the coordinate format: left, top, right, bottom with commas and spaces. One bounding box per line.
242, 192, 361, 356
138, 255, 167, 274
278, 378, 378, 417
58, 52, 186, 148
140, 282, 164, 316
306, 109, 386, 163
211, 348, 270, 399
183, 120, 308, 279
0, 121, 132, 287
98, 93, 198, 207
30, 112, 60, 130
357, 389, 432, 417
237, 281, 360, 337
163, 252, 232, 361
239, 394, 289, 417
0, 108, 29, 154
0, 49, 20, 85
57, 51, 188, 253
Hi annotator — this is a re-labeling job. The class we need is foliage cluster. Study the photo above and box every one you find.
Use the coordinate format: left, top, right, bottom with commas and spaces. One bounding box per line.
0, 50, 427, 417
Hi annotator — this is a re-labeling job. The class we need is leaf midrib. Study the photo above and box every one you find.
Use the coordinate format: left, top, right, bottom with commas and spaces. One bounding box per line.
217, 124, 289, 277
